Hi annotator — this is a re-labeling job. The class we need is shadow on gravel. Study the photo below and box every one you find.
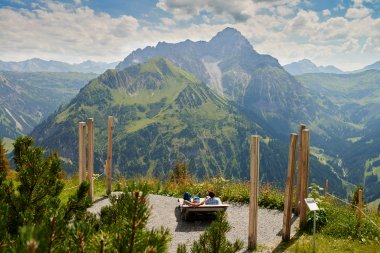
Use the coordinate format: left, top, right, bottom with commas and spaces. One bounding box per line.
270, 230, 304, 253
276, 214, 298, 236
174, 207, 214, 232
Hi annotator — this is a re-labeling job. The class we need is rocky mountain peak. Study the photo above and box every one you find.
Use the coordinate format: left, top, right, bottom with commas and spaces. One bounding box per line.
208, 27, 256, 56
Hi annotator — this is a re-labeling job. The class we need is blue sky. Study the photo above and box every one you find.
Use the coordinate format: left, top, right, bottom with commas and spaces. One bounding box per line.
1, 0, 380, 70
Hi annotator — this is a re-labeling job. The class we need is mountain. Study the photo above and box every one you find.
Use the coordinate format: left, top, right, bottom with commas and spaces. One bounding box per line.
30, 57, 345, 195
283, 59, 344, 75
116, 28, 360, 163
117, 28, 331, 136
0, 58, 118, 74
362, 61, 380, 72
0, 71, 97, 139
31, 58, 278, 179
297, 70, 380, 201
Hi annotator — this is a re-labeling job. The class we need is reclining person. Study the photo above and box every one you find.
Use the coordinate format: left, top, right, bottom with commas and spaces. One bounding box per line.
189, 191, 220, 206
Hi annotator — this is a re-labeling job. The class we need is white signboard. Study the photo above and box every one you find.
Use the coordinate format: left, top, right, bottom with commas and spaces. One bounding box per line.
305, 198, 319, 211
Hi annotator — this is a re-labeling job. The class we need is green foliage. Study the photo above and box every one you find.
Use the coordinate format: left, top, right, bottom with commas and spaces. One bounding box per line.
304, 184, 327, 232
177, 212, 243, 253
0, 136, 92, 251
0, 138, 10, 184
299, 184, 380, 242
100, 182, 171, 253
12, 136, 64, 228
258, 183, 284, 210
169, 162, 191, 184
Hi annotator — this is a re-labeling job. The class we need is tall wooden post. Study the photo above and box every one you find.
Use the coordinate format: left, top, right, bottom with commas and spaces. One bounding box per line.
248, 135, 260, 250
87, 118, 94, 201
295, 124, 306, 215
325, 179, 329, 198
78, 122, 86, 183
282, 133, 298, 241
299, 129, 310, 229
106, 116, 113, 195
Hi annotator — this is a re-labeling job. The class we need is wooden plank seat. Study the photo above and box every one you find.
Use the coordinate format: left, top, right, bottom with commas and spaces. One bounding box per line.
178, 198, 229, 221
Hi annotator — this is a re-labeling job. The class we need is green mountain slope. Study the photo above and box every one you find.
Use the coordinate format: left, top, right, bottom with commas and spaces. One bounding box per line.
297, 70, 380, 201
31, 57, 346, 195
0, 71, 97, 139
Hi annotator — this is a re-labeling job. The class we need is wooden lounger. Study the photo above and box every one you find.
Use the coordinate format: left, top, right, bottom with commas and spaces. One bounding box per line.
178, 198, 229, 221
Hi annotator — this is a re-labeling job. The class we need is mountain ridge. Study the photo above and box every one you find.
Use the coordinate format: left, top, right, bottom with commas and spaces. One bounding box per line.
0, 71, 97, 138
284, 59, 344, 75
0, 58, 118, 74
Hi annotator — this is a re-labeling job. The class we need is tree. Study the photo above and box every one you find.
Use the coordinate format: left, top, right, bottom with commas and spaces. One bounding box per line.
169, 162, 191, 183
1, 136, 92, 251
0, 138, 10, 184
100, 182, 171, 252
177, 212, 243, 253
12, 136, 64, 227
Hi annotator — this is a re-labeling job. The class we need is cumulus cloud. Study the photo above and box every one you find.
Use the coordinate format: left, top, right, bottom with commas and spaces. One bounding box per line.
156, 0, 254, 22
160, 17, 175, 27
345, 7, 372, 19
1, 0, 380, 71
0, 2, 140, 62
322, 9, 331, 17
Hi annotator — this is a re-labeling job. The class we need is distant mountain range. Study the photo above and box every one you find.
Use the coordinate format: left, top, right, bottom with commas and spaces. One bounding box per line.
284, 59, 380, 75
31, 28, 347, 197
362, 61, 380, 72
0, 58, 118, 74
0, 71, 97, 139
284, 59, 344, 75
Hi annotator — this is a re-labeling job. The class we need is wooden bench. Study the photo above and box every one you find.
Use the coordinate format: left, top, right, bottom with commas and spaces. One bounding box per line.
178, 198, 229, 221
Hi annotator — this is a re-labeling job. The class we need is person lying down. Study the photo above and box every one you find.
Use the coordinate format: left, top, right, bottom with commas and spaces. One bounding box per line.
183, 191, 220, 206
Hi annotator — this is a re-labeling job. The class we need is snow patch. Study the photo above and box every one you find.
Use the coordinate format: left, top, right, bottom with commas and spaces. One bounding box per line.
202, 59, 223, 96
19, 115, 32, 128
4, 107, 23, 131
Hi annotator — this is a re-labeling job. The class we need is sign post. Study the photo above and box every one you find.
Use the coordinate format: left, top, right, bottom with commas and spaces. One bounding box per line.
305, 198, 319, 253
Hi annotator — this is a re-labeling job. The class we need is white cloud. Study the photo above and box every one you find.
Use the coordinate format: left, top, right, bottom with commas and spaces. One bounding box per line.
0, 2, 140, 63
353, 0, 364, 7
345, 7, 372, 19
73, 0, 81, 5
333, 2, 345, 11
160, 17, 175, 27
362, 37, 380, 53
1, 0, 380, 71
156, 0, 255, 22
276, 5, 295, 17
322, 9, 331, 17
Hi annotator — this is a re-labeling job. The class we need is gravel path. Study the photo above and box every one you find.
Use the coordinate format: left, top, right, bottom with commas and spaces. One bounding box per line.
88, 193, 298, 252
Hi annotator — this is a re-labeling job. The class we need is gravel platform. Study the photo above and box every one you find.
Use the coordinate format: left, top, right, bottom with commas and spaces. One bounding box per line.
88, 193, 298, 252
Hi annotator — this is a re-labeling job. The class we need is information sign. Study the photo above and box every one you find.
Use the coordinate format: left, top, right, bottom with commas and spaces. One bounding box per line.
305, 198, 319, 211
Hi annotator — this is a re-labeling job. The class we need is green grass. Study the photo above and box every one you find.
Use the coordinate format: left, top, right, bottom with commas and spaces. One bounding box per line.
60, 175, 107, 204
281, 234, 380, 253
